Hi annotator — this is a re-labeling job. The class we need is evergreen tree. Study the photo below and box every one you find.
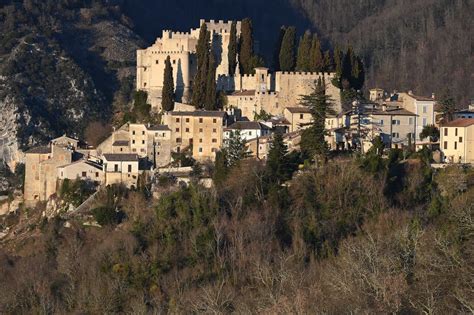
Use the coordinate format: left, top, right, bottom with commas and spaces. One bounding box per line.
192, 23, 210, 108
204, 52, 217, 110
296, 30, 312, 71
279, 26, 296, 71
341, 46, 354, 90
323, 50, 332, 72
331, 45, 344, 88
309, 35, 324, 72
272, 26, 286, 71
300, 79, 335, 160
161, 55, 175, 112
351, 55, 365, 90
239, 18, 254, 74
213, 150, 229, 187
265, 132, 290, 185
224, 130, 249, 167
438, 89, 456, 122
228, 21, 238, 75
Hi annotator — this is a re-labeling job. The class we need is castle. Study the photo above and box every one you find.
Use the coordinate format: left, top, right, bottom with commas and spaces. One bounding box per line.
136, 19, 242, 108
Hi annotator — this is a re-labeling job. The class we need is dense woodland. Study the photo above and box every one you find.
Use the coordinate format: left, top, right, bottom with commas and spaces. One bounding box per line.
1, 146, 473, 313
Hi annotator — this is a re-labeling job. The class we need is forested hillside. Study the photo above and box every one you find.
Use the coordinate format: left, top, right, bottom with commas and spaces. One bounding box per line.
1, 153, 473, 313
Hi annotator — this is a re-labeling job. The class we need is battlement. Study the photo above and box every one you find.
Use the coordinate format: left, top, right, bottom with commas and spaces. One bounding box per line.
277, 71, 335, 77
148, 50, 191, 55
199, 19, 236, 26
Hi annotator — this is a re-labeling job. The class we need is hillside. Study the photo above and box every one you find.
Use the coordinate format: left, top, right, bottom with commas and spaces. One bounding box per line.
0, 157, 473, 313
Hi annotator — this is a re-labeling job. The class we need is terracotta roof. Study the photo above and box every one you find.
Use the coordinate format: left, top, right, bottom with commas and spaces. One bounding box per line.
103, 154, 139, 162
372, 108, 417, 116
169, 110, 226, 118
441, 118, 474, 128
230, 90, 256, 96
147, 125, 171, 131
227, 121, 269, 130
112, 140, 129, 146
25, 146, 50, 154
285, 107, 312, 114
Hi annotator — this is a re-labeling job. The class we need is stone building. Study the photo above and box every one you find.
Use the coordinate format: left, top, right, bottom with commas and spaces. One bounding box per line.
283, 107, 313, 132
137, 19, 242, 109
440, 118, 474, 164
163, 110, 228, 161
102, 154, 140, 188
58, 160, 105, 183
224, 121, 271, 141
220, 67, 341, 118
24, 136, 78, 205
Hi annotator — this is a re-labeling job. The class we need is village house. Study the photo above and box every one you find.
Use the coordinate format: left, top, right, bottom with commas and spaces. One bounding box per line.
224, 121, 271, 141
454, 104, 474, 119
24, 135, 80, 204
284, 107, 313, 132
369, 107, 417, 149
102, 154, 140, 188
440, 118, 474, 164
57, 159, 105, 183
163, 110, 228, 161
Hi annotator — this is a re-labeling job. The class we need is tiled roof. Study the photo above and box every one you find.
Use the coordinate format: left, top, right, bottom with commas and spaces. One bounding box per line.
228, 121, 269, 130
169, 110, 226, 118
25, 146, 50, 154
372, 108, 416, 116
230, 90, 256, 96
442, 118, 474, 128
147, 125, 171, 131
103, 154, 139, 162
112, 140, 129, 146
285, 107, 312, 114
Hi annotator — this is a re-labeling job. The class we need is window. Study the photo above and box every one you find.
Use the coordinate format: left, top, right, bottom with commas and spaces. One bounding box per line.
142, 140, 145, 144
199, 147, 203, 153
392, 132, 399, 138
455, 128, 458, 136
459, 137, 463, 143
128, 165, 132, 173
442, 141, 447, 150
176, 118, 180, 122
142, 131, 145, 135
199, 139, 203, 143
61, 171, 64, 177
409, 118, 414, 125
173, 59, 176, 64
454, 142, 457, 150
213, 119, 217, 123
199, 118, 203, 123
132, 131, 136, 135
186, 118, 190, 123
132, 140, 135, 144
392, 119, 400, 125
199, 128, 203, 132
96, 172, 99, 178
176, 128, 179, 132
444, 128, 448, 136
380, 120, 384, 125
120, 148, 123, 152
155, 60, 159, 64
114, 164, 118, 172
422, 118, 427, 126
185, 128, 190, 132
300, 114, 304, 119
212, 139, 217, 143
423, 106, 427, 114
176, 138, 182, 143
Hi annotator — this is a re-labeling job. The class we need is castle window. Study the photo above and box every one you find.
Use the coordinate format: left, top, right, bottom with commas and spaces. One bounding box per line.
156, 60, 159, 64
199, 147, 203, 153
199, 128, 203, 132
200, 139, 203, 143
132, 131, 136, 135
142, 140, 145, 144
96, 172, 99, 178
199, 118, 203, 123
212, 139, 217, 143
213, 128, 217, 133
132, 140, 135, 144
173, 60, 176, 64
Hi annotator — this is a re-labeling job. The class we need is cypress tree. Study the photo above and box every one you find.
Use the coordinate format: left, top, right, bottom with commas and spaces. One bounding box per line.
192, 23, 211, 108
279, 26, 296, 71
341, 46, 354, 90
161, 55, 175, 112
323, 50, 332, 72
265, 131, 290, 185
239, 18, 254, 74
228, 21, 238, 75
300, 79, 335, 160
331, 45, 344, 89
309, 35, 323, 72
204, 52, 217, 110
351, 56, 365, 90
272, 26, 286, 71
296, 30, 312, 71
